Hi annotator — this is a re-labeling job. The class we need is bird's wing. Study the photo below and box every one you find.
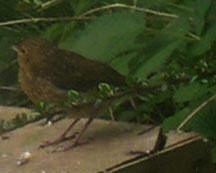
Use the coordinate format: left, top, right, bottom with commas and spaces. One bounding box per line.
43, 49, 125, 91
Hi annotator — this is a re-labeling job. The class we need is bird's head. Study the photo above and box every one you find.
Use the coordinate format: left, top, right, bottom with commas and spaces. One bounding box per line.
13, 38, 49, 54
12, 37, 54, 65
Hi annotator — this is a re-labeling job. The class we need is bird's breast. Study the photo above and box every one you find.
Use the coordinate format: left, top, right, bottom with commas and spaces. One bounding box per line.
19, 68, 67, 104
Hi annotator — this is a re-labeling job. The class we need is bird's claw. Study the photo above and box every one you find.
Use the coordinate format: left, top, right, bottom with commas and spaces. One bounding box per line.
38, 132, 79, 149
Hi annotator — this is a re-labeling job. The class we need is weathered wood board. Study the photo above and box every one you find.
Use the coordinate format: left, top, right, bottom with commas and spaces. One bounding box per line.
0, 106, 213, 173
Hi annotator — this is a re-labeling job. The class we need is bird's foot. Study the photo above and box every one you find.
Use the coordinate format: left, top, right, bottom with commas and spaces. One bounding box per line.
55, 140, 89, 152
56, 142, 78, 152
39, 132, 78, 149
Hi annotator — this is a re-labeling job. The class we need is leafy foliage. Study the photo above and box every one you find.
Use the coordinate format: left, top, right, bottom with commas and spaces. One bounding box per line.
0, 0, 216, 162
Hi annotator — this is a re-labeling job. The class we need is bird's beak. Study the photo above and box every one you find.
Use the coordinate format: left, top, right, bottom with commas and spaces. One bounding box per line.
11, 45, 18, 52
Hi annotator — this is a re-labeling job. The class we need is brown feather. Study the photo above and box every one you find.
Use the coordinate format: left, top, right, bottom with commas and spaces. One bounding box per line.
14, 38, 125, 104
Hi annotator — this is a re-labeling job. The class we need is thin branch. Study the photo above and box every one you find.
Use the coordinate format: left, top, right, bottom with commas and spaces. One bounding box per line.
0, 86, 21, 92
0, 16, 91, 27
0, 3, 199, 40
39, 0, 65, 9
80, 3, 178, 19
108, 108, 115, 121
177, 94, 216, 131
0, 3, 178, 28
187, 33, 201, 41
80, 4, 199, 41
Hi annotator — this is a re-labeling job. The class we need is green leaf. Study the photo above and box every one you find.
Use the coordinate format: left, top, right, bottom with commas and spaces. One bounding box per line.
0, 0, 19, 19
98, 83, 112, 92
68, 90, 80, 98
130, 17, 190, 79
0, 37, 17, 72
111, 52, 137, 75
0, 31, 20, 86
70, 0, 97, 15
211, 145, 216, 163
162, 108, 191, 132
188, 101, 216, 139
59, 11, 145, 65
190, 21, 216, 57
174, 82, 208, 103
191, 0, 212, 35
134, 40, 182, 79
43, 23, 67, 41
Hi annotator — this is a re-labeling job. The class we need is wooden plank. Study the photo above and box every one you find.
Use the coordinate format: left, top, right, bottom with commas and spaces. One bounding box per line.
0, 106, 213, 173
105, 134, 213, 173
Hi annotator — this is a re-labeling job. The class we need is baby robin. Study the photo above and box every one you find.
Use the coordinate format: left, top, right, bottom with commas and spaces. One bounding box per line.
12, 37, 126, 150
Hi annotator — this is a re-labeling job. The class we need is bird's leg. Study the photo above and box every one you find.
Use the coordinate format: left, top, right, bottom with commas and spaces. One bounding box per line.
61, 117, 94, 151
129, 96, 136, 110
39, 118, 80, 148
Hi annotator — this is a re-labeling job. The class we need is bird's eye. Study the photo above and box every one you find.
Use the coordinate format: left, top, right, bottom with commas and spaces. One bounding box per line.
20, 48, 27, 54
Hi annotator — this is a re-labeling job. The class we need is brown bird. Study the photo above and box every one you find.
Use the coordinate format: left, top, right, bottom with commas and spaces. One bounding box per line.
12, 37, 126, 150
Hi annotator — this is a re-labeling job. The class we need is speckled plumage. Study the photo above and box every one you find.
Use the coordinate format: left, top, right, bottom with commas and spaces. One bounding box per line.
14, 38, 125, 105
